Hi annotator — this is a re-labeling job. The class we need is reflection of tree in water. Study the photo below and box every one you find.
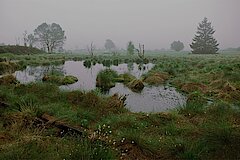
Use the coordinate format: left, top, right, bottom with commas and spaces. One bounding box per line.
83, 60, 97, 69
138, 63, 146, 71
83, 60, 92, 69
112, 59, 119, 66
136, 63, 151, 78
18, 65, 65, 82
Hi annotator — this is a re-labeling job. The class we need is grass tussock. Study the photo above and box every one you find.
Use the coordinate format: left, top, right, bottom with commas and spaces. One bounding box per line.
96, 69, 118, 91
0, 61, 19, 75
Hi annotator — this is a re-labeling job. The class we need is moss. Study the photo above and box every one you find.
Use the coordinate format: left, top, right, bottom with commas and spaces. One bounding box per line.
42, 75, 78, 85
62, 75, 78, 85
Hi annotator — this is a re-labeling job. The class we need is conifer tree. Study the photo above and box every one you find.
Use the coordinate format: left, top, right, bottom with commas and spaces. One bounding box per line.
127, 41, 135, 55
190, 17, 219, 54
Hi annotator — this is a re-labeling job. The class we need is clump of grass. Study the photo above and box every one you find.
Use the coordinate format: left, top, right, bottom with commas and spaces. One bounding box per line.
0, 136, 117, 160
198, 119, 240, 159
166, 137, 209, 160
117, 128, 161, 156
126, 79, 144, 92
14, 82, 64, 104
42, 74, 78, 85
178, 101, 205, 117
62, 75, 78, 85
115, 73, 135, 83
143, 72, 169, 85
96, 114, 138, 131
0, 61, 19, 74
206, 101, 233, 119
96, 69, 118, 91
16, 94, 41, 116
0, 74, 19, 85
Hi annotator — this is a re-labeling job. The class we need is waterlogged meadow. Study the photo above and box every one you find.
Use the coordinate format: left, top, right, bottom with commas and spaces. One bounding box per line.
1, 51, 240, 159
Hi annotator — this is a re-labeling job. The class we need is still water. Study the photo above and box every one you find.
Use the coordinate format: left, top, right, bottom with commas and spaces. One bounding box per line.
15, 61, 186, 112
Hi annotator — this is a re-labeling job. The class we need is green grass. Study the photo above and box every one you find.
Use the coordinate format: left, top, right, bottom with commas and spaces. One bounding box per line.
1, 51, 240, 159
96, 69, 118, 91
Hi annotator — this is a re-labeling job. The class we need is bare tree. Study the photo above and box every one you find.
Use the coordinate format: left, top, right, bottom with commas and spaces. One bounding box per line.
27, 34, 36, 47
136, 43, 145, 59
87, 42, 95, 58
23, 30, 28, 47
15, 37, 21, 46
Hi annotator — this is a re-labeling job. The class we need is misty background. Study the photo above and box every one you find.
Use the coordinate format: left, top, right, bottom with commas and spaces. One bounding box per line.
0, 0, 239, 51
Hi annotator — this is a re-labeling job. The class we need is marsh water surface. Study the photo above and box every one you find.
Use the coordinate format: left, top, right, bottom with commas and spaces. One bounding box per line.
15, 60, 186, 112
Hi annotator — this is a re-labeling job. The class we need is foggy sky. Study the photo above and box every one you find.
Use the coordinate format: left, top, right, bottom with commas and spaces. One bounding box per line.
0, 0, 239, 50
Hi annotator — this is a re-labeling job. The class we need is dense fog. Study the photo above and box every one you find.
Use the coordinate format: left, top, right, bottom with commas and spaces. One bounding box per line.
0, 0, 239, 50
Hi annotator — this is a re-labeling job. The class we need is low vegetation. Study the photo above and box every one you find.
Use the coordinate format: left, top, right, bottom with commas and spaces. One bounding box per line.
96, 69, 118, 91
0, 61, 19, 75
0, 45, 45, 55
0, 49, 240, 159
143, 71, 170, 85
42, 75, 78, 85
127, 79, 145, 92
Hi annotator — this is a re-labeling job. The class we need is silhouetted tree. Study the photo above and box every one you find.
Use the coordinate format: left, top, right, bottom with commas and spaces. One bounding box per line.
27, 34, 36, 47
87, 42, 95, 58
127, 41, 135, 55
171, 40, 184, 51
136, 43, 145, 59
34, 23, 66, 52
190, 17, 219, 54
23, 30, 28, 47
104, 39, 116, 51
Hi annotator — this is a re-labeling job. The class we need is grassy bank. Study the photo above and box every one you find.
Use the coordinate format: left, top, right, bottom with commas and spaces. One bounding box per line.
1, 81, 240, 159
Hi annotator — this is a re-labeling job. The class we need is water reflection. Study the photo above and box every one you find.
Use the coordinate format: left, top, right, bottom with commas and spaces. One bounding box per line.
15, 65, 64, 84
60, 61, 154, 90
15, 60, 186, 112
109, 83, 186, 112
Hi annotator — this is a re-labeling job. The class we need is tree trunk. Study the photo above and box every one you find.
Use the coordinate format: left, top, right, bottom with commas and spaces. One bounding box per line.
47, 46, 50, 53
50, 46, 54, 53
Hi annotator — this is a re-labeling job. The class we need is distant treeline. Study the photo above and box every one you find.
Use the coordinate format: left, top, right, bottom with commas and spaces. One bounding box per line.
224, 47, 240, 52
0, 45, 45, 55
